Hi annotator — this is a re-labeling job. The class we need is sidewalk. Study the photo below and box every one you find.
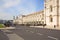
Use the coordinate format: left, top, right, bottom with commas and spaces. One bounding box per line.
30, 26, 60, 30
0, 26, 60, 30
44, 25, 60, 30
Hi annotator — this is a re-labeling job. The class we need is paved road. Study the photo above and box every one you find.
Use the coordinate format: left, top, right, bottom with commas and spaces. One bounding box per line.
1, 29, 24, 40
0, 30, 9, 40
9, 26, 60, 40
0, 25, 60, 40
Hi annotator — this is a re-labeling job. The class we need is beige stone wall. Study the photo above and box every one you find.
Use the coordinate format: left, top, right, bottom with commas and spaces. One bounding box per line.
13, 15, 24, 24
22, 11, 44, 25
59, 0, 60, 26
44, 0, 58, 27
14, 11, 44, 25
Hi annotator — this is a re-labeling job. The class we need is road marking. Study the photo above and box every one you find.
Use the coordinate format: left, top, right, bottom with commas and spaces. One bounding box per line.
1, 30, 12, 32
30, 31, 34, 33
7, 33, 24, 40
48, 36, 58, 40
26, 30, 29, 32
37, 33, 43, 35
16, 28, 22, 29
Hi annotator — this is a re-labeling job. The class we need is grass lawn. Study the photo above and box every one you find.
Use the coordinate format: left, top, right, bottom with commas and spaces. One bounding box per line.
0, 24, 5, 28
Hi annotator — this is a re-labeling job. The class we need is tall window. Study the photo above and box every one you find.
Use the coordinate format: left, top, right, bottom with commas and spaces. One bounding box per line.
13, 16, 15, 19
50, 0, 52, 1
49, 15, 53, 22
50, 5, 53, 12
16, 16, 18, 19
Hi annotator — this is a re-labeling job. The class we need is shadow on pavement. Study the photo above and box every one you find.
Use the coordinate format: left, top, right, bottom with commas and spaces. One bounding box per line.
0, 30, 9, 40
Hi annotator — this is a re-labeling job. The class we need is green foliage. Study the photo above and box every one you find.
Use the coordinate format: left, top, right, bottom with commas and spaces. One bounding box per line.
0, 24, 4, 28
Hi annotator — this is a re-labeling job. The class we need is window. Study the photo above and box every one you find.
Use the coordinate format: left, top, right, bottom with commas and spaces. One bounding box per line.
16, 16, 18, 19
42, 21, 44, 24
39, 21, 41, 24
50, 5, 53, 12
49, 15, 53, 22
42, 14, 44, 20
42, 17, 44, 20
51, 18, 53, 22
50, 0, 52, 1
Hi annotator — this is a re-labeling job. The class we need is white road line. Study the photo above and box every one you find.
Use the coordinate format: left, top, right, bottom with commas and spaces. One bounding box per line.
48, 36, 58, 40
16, 28, 22, 29
30, 31, 34, 33
26, 30, 29, 32
37, 33, 43, 35
1, 30, 12, 32
7, 33, 24, 40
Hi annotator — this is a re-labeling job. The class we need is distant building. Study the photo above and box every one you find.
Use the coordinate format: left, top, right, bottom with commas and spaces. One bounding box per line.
13, 15, 25, 24
13, 11, 45, 26
13, 0, 60, 29
0, 20, 8, 24
0, 20, 3, 24
22, 11, 44, 26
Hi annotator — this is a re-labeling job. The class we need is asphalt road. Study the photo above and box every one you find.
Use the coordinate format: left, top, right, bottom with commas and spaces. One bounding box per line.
0, 30, 9, 40
0, 25, 60, 40
9, 26, 60, 40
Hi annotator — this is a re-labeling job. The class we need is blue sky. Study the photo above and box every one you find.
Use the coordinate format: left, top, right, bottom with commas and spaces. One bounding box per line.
0, 0, 44, 20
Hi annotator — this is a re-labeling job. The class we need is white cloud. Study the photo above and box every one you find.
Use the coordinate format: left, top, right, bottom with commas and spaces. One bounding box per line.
0, 12, 13, 20
0, 0, 37, 20
0, 0, 21, 20
17, 0, 36, 15
3, 0, 21, 8
0, 0, 21, 12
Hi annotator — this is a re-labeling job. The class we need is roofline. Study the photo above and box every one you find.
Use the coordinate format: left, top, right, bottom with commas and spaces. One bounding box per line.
26, 10, 44, 17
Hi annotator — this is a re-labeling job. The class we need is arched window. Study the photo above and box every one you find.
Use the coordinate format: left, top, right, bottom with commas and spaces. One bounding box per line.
49, 15, 53, 22
50, 5, 53, 12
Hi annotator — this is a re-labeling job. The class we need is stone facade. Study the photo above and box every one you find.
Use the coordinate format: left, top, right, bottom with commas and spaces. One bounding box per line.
13, 15, 25, 24
44, 0, 60, 28
13, 11, 44, 26
13, 0, 60, 29
23, 11, 44, 25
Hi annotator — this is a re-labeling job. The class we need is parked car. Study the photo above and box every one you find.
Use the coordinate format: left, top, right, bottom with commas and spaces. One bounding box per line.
4, 21, 12, 27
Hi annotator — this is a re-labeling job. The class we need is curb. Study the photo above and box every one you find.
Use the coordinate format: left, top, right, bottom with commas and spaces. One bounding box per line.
0, 27, 16, 29
29, 26, 60, 30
